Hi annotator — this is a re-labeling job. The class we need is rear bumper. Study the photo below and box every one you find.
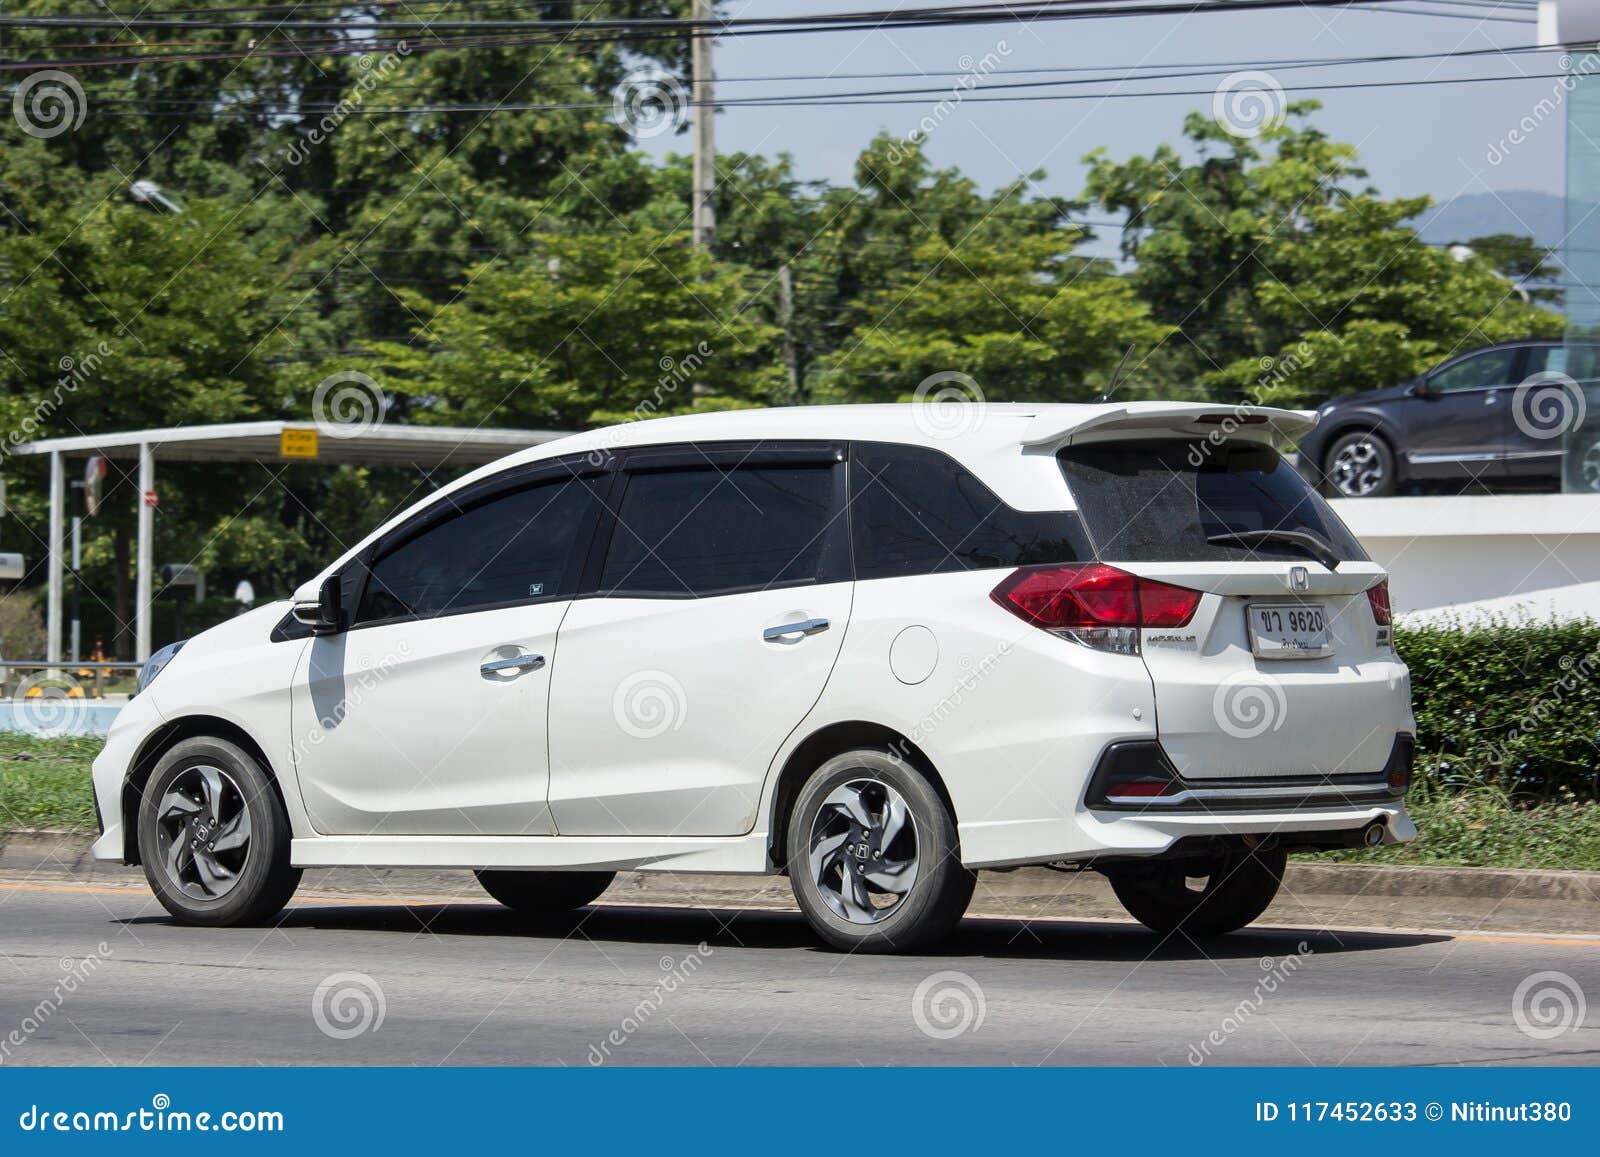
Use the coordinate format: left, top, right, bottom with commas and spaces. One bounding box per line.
954, 734, 1417, 868
959, 801, 1415, 869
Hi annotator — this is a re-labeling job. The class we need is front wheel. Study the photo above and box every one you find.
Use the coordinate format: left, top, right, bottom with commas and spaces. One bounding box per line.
786, 747, 975, 953
1105, 846, 1286, 937
138, 736, 301, 926
475, 870, 616, 913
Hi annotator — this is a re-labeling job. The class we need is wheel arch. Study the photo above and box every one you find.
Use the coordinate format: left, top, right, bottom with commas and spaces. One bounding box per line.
767, 720, 957, 868
119, 715, 287, 865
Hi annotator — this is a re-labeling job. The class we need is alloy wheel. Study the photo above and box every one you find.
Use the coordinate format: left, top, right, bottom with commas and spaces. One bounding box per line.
1329, 438, 1386, 497
153, 764, 252, 901
807, 778, 920, 924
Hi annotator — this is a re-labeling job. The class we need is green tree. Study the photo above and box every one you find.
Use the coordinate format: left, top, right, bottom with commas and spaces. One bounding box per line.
1084, 105, 1561, 406
369, 229, 782, 428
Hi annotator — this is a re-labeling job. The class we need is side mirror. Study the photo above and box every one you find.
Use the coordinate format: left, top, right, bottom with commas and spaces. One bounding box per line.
1406, 378, 1432, 398
291, 575, 345, 635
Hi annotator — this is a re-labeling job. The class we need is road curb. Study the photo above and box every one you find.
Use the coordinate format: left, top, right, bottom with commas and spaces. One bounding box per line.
6, 829, 1598, 935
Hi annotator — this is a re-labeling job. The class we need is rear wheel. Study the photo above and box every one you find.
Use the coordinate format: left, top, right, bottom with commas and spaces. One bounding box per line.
475, 870, 615, 913
138, 736, 301, 926
1323, 431, 1396, 498
786, 747, 975, 953
1106, 846, 1286, 937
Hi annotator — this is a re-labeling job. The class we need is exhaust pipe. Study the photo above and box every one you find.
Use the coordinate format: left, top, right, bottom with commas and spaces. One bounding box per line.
1362, 820, 1387, 847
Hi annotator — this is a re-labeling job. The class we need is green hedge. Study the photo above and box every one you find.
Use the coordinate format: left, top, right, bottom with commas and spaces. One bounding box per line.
1398, 620, 1600, 801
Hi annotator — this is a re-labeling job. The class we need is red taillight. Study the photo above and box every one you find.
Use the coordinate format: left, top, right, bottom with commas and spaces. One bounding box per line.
990, 563, 1201, 634
1366, 580, 1392, 626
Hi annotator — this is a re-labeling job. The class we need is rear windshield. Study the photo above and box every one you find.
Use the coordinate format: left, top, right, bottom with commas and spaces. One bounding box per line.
1057, 440, 1368, 564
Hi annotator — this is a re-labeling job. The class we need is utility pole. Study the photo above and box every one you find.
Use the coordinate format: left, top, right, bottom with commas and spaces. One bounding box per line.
691, 0, 716, 250
778, 263, 800, 399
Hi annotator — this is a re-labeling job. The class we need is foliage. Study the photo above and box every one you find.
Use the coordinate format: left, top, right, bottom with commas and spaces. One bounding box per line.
0, 736, 102, 831
1397, 620, 1600, 801
1084, 105, 1562, 406
1322, 790, 1600, 871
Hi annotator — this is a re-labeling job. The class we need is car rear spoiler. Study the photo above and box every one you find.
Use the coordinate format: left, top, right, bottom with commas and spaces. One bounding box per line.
1020, 403, 1318, 451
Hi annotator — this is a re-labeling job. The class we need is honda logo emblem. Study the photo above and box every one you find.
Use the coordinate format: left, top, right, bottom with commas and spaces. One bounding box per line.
1289, 566, 1310, 591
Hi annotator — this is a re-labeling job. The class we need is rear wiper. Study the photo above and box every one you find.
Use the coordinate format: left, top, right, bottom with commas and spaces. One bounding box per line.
1206, 528, 1342, 571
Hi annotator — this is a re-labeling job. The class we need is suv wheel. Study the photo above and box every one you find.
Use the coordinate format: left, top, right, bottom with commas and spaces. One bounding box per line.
475, 870, 615, 913
786, 747, 975, 953
1323, 431, 1395, 497
138, 736, 301, 926
1105, 846, 1286, 937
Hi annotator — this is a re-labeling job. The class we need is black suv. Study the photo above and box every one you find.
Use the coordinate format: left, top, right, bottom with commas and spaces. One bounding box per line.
1298, 339, 1600, 497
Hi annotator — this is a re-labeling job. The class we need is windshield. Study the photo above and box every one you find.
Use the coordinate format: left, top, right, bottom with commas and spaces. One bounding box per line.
1056, 439, 1369, 564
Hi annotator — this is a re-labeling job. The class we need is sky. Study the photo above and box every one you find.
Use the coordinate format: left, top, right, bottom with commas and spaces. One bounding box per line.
637, 0, 1565, 244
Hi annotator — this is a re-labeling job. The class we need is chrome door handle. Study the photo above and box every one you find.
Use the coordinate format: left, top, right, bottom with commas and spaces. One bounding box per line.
480, 653, 545, 675
763, 617, 829, 641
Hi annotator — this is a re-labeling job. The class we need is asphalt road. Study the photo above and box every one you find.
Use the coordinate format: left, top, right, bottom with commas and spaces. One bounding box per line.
2, 878, 1596, 1067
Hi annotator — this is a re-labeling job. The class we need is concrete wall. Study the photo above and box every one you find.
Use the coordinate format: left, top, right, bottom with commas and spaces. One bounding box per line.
1330, 494, 1600, 619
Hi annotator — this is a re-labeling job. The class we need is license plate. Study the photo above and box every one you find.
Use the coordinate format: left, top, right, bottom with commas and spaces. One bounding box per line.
1247, 602, 1333, 659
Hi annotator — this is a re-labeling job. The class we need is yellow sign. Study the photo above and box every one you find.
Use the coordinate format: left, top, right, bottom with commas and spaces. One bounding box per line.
280, 428, 320, 459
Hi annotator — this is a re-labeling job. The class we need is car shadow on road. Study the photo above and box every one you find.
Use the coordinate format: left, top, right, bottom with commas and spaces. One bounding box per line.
159, 900, 1449, 962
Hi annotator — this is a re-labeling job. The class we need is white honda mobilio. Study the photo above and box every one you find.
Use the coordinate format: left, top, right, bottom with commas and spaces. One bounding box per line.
91, 403, 1416, 952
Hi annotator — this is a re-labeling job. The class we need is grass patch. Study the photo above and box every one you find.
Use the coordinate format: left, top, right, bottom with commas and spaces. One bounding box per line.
0, 735, 104, 832
1318, 788, 1600, 872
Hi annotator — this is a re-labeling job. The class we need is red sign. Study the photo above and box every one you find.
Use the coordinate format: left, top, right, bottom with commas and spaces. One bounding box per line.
143, 490, 159, 508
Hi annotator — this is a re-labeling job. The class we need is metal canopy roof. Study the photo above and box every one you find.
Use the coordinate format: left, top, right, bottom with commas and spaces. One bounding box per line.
14, 420, 571, 467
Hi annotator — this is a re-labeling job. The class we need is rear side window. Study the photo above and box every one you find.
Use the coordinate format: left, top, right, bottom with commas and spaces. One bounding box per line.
850, 442, 1088, 579
601, 464, 838, 596
356, 475, 599, 623
1057, 440, 1367, 564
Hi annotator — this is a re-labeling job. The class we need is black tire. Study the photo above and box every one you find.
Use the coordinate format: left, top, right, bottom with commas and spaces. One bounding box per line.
475, 870, 615, 913
137, 736, 301, 926
786, 747, 975, 953
1105, 846, 1287, 937
1322, 431, 1396, 498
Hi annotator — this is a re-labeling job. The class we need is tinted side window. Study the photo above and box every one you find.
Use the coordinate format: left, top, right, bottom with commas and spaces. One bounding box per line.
600, 464, 837, 596
850, 442, 1087, 580
356, 475, 599, 623
1428, 349, 1517, 392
